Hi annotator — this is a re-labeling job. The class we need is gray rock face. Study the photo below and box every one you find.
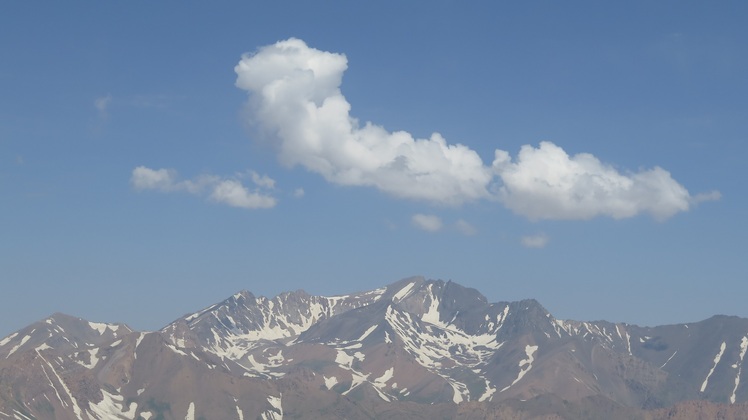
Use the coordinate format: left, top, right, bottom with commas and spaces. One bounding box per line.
2, 277, 748, 419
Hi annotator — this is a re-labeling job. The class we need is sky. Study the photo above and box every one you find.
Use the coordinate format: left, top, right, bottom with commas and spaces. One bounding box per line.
1, 2, 746, 338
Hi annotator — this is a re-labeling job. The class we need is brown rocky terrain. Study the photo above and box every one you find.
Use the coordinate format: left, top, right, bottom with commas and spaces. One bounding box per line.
2, 277, 747, 419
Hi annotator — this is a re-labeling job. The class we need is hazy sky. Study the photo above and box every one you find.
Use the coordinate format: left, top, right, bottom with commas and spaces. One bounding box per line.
2, 2, 746, 337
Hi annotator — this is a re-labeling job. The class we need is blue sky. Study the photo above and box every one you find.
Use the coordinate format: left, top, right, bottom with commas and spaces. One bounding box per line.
1, 2, 746, 337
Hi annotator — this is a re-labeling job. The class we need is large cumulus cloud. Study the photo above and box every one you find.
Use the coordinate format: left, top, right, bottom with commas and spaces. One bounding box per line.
235, 38, 493, 206
234, 38, 716, 220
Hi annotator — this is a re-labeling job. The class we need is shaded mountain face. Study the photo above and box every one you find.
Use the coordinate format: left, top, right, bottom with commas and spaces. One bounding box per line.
2, 277, 748, 419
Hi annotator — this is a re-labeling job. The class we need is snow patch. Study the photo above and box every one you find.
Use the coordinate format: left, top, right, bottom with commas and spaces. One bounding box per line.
370, 384, 392, 402
701, 341, 727, 392
501, 345, 539, 392
340, 342, 362, 350
166, 344, 187, 356
498, 305, 509, 323
87, 389, 137, 419
357, 324, 378, 342
184, 402, 195, 420
335, 350, 354, 368
0, 332, 18, 347
12, 410, 34, 420
478, 378, 496, 402
267, 349, 285, 365
392, 282, 416, 302
89, 322, 109, 335
184, 303, 219, 322
268, 394, 282, 411
260, 394, 283, 420
6, 334, 31, 358
37, 350, 83, 417
364, 287, 387, 301
445, 378, 467, 403
730, 336, 748, 404
374, 367, 394, 385
242, 350, 287, 378
81, 348, 100, 369
35, 343, 52, 352
323, 375, 338, 389
134, 333, 146, 359
342, 371, 370, 396
421, 285, 441, 325
660, 350, 677, 369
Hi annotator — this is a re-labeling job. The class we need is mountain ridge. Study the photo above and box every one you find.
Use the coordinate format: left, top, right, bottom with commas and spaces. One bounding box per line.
2, 276, 748, 419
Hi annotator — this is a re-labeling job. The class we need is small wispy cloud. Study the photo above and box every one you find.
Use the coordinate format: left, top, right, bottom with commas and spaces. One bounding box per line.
412, 214, 443, 232
94, 94, 112, 118
250, 171, 276, 189
131, 166, 276, 210
455, 219, 477, 236
209, 179, 276, 209
691, 190, 721, 204
293, 188, 305, 198
521, 233, 550, 249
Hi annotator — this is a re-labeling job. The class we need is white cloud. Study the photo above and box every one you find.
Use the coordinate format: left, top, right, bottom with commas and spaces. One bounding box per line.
412, 214, 443, 232
293, 188, 305, 198
95, 94, 112, 117
131, 166, 276, 209
492, 142, 697, 221
692, 190, 721, 204
235, 38, 493, 206
251, 171, 276, 189
210, 179, 276, 209
455, 219, 477, 236
521, 233, 550, 249
235, 38, 718, 220
131, 167, 179, 191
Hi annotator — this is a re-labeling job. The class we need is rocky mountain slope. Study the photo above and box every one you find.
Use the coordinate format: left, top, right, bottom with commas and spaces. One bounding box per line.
2, 277, 748, 419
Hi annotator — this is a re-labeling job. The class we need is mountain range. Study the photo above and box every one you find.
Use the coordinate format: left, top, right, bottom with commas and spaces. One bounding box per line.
2, 277, 748, 419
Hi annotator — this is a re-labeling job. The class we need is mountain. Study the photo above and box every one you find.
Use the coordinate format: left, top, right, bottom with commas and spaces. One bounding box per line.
2, 277, 748, 419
